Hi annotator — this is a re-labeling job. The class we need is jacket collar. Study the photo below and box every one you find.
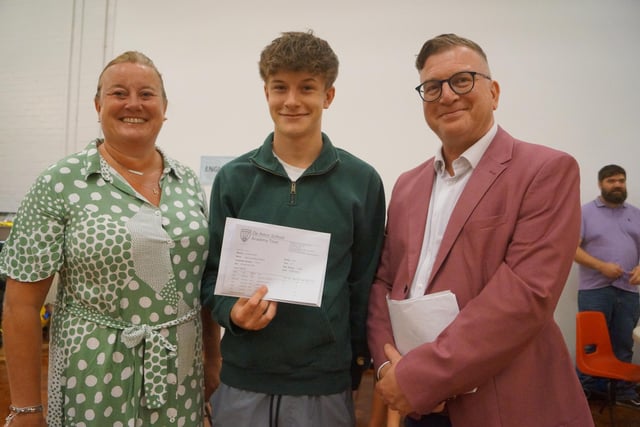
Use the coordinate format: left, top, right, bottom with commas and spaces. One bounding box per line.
250, 132, 340, 177
427, 126, 513, 288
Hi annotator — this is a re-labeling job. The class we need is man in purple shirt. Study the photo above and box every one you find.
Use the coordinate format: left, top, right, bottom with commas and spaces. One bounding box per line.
575, 164, 640, 406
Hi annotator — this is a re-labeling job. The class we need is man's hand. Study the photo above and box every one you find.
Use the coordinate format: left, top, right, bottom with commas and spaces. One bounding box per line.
628, 265, 640, 285
376, 344, 414, 415
230, 285, 277, 330
598, 261, 624, 279
377, 344, 446, 415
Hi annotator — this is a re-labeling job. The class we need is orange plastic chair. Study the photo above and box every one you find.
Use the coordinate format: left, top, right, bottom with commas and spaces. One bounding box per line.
576, 311, 640, 426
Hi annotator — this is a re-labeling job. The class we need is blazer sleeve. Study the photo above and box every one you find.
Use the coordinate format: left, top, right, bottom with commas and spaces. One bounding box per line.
367, 165, 430, 371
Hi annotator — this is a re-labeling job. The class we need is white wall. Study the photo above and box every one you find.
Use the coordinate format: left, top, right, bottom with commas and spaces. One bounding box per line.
2, 0, 640, 362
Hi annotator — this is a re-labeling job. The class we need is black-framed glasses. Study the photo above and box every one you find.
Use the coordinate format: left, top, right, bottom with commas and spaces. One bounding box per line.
415, 71, 492, 102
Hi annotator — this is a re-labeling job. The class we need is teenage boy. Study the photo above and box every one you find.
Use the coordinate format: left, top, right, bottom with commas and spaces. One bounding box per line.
202, 31, 386, 427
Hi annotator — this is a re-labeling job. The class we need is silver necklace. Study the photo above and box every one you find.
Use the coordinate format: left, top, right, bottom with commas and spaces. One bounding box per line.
101, 144, 146, 176
127, 168, 144, 176
101, 144, 160, 195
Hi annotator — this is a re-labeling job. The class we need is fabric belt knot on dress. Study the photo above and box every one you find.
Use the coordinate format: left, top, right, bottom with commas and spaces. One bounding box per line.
121, 323, 178, 409
65, 303, 198, 410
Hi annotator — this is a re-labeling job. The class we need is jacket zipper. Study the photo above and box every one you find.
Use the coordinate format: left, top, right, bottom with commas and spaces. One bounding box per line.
289, 181, 297, 205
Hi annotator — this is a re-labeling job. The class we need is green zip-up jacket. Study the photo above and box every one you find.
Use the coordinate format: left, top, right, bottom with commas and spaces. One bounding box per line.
202, 132, 386, 396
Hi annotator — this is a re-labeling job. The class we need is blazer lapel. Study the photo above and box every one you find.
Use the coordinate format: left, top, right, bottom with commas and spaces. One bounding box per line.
427, 128, 513, 290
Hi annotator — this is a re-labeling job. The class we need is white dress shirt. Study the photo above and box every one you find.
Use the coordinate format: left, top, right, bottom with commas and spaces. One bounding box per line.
409, 123, 498, 298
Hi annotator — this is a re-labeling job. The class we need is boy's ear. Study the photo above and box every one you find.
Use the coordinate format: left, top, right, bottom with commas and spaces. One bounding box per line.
324, 86, 335, 108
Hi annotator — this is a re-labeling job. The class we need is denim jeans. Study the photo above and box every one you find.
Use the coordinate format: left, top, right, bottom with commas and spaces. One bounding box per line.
578, 286, 640, 398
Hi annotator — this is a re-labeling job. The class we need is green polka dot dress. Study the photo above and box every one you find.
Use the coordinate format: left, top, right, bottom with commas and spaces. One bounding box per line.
0, 140, 210, 426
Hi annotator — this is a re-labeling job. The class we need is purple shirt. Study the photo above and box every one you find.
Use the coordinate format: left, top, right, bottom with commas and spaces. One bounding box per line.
578, 197, 640, 293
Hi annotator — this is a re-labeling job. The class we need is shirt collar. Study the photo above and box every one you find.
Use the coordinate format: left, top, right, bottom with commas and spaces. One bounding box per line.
595, 196, 627, 209
82, 139, 183, 182
434, 122, 498, 175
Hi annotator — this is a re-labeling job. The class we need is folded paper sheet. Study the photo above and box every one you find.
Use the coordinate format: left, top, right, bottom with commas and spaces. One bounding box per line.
387, 290, 459, 355
215, 218, 330, 307
388, 291, 477, 394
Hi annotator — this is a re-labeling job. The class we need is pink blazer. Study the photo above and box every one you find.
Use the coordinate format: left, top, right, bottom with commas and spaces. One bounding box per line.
367, 128, 593, 427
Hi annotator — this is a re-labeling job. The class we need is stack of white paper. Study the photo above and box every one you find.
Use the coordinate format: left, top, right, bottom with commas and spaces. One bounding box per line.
387, 290, 459, 355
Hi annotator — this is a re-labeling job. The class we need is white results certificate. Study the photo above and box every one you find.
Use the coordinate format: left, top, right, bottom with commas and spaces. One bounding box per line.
214, 217, 331, 307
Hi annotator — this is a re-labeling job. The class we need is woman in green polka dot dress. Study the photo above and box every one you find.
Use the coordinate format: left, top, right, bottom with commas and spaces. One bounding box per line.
0, 51, 219, 427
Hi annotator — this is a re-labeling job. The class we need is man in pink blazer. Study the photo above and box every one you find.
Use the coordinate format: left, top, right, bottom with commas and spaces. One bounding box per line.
367, 34, 593, 427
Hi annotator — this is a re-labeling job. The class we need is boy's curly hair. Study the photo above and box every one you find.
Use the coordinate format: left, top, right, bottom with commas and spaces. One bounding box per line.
259, 30, 339, 88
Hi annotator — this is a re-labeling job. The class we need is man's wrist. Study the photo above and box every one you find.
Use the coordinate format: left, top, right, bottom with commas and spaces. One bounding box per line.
376, 360, 391, 381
